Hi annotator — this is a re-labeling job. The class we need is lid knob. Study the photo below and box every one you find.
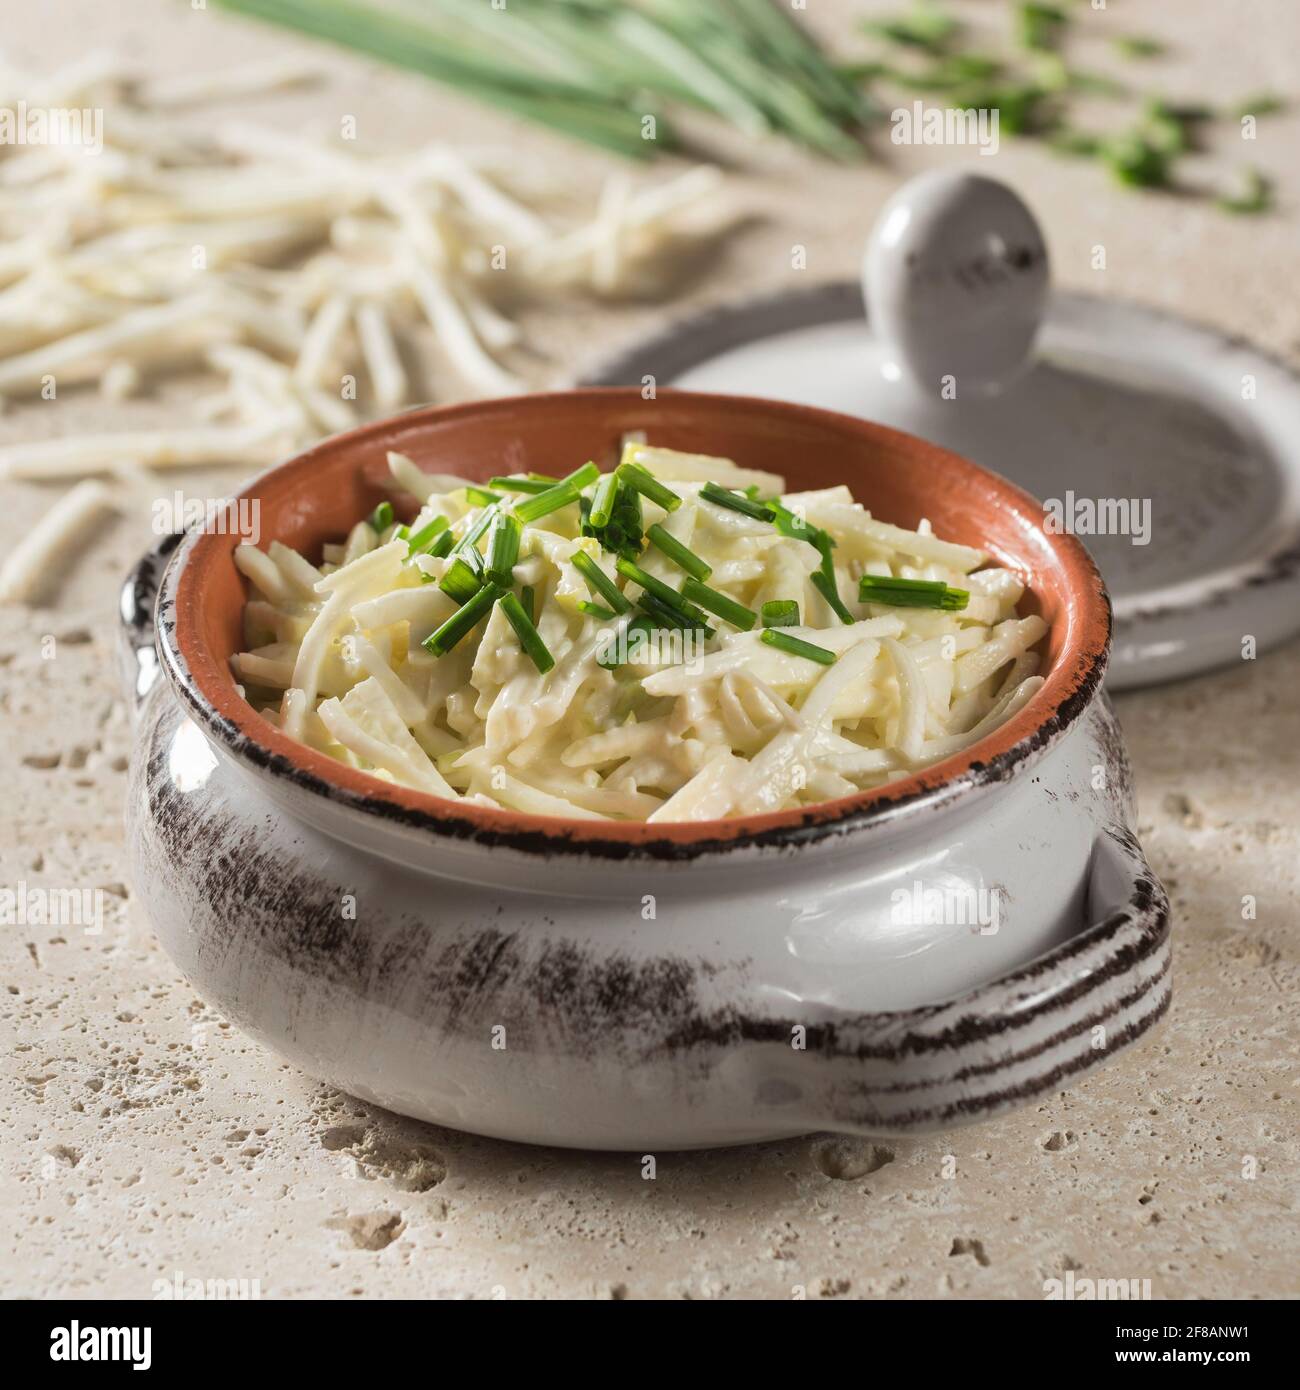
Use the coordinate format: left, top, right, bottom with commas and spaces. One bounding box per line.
864, 171, 1049, 396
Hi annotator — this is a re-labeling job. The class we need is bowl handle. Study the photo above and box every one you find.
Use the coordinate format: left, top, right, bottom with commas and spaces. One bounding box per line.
118, 533, 182, 714
788, 824, 1171, 1137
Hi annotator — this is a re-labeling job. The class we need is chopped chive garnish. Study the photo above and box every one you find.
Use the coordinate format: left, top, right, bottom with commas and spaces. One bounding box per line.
452, 504, 497, 556
577, 599, 616, 621
461, 542, 484, 577
596, 615, 654, 671
572, 550, 632, 614
465, 484, 502, 507
396, 524, 409, 541
811, 569, 855, 624
770, 501, 836, 558
812, 530, 837, 580
858, 575, 970, 611
439, 556, 482, 605
489, 475, 554, 495
760, 629, 837, 665
585, 476, 646, 556
369, 500, 395, 532
615, 555, 707, 622
634, 593, 688, 631
1216, 166, 1272, 215
761, 599, 800, 628
520, 584, 536, 625
615, 488, 642, 528
423, 582, 503, 656
588, 471, 620, 528
616, 461, 682, 513
646, 523, 711, 580
699, 480, 775, 521
427, 528, 455, 559
528, 472, 560, 484
768, 501, 807, 536
681, 577, 756, 631
515, 480, 579, 524
563, 461, 601, 491
637, 592, 715, 639
498, 592, 555, 674
613, 488, 644, 548
405, 514, 449, 556
485, 512, 521, 587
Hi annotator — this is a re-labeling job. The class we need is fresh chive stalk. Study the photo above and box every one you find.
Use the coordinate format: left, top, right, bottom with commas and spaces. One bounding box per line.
572, 550, 632, 614
680, 577, 756, 631
214, 0, 879, 161
520, 584, 536, 625
577, 599, 617, 621
699, 480, 775, 521
405, 514, 449, 556
588, 471, 621, 528
485, 512, 522, 587
439, 556, 482, 605
498, 592, 555, 674
616, 461, 682, 513
615, 555, 707, 622
423, 582, 503, 656
646, 523, 711, 579
811, 569, 855, 623
465, 484, 502, 507
489, 475, 554, 495
213, 0, 673, 161
760, 628, 837, 665
858, 574, 970, 611
761, 599, 800, 627
369, 500, 395, 532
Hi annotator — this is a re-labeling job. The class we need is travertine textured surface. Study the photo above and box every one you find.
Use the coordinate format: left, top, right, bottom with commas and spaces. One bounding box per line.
2, 0, 1296, 1299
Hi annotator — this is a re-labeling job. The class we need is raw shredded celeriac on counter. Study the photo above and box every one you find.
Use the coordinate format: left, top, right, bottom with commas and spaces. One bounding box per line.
0, 54, 734, 603
234, 444, 1048, 822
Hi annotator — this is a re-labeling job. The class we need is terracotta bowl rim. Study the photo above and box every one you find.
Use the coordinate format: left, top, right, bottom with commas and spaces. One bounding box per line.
155, 388, 1111, 859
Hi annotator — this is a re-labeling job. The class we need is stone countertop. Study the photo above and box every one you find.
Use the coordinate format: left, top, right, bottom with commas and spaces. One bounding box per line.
2, 0, 1296, 1300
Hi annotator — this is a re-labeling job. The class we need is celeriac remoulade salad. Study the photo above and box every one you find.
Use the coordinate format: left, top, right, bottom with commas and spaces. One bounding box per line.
232, 443, 1047, 822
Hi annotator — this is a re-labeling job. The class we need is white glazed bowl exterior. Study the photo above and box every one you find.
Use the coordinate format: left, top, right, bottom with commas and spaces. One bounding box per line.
128, 638, 1167, 1150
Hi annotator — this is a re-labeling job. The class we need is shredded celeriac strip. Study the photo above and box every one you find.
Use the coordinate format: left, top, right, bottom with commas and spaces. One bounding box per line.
0, 479, 117, 603
235, 444, 1050, 822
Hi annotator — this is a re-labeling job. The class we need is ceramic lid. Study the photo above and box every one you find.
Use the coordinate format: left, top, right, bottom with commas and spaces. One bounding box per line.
579, 172, 1300, 689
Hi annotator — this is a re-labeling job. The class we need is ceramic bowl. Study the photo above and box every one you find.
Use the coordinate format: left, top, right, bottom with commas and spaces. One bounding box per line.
122, 389, 1170, 1150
